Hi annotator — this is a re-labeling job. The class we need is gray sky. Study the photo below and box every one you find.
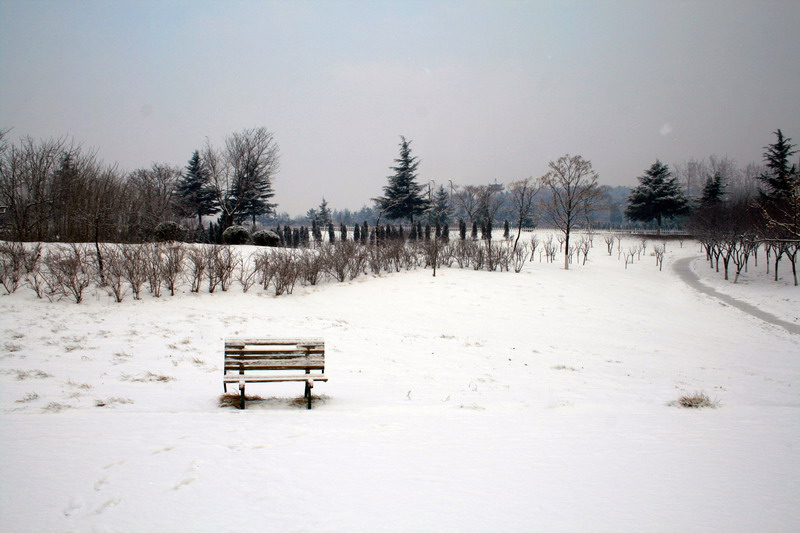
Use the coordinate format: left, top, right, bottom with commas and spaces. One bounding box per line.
1, 0, 798, 216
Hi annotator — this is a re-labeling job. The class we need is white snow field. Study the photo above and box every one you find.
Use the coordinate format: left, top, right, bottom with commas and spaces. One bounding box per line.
1, 236, 798, 533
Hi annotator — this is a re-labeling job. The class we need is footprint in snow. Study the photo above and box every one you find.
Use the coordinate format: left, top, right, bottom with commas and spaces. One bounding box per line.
151, 445, 175, 454
93, 498, 122, 515
63, 497, 83, 517
172, 477, 197, 491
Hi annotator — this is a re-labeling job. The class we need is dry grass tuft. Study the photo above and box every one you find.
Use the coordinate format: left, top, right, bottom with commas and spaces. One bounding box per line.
218, 393, 329, 409
218, 393, 266, 409
673, 391, 719, 409
122, 371, 175, 383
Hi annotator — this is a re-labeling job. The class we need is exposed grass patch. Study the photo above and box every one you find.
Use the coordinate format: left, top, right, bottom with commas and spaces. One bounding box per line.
121, 371, 175, 383
42, 402, 71, 413
672, 392, 720, 409
218, 393, 329, 409
15, 392, 40, 403
66, 379, 93, 390
95, 397, 134, 407
219, 393, 265, 409
6, 369, 53, 380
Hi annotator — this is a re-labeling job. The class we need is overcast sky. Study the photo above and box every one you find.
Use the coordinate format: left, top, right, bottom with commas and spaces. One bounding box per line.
1, 0, 798, 216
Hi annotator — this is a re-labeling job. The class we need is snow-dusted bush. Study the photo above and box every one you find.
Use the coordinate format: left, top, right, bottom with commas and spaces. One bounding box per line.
153, 221, 185, 243
222, 225, 250, 245
252, 230, 282, 247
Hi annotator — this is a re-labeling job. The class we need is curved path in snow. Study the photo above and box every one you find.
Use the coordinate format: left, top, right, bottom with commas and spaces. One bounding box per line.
673, 256, 800, 336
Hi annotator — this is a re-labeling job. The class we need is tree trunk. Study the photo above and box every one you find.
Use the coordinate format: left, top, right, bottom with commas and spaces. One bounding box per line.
563, 230, 570, 270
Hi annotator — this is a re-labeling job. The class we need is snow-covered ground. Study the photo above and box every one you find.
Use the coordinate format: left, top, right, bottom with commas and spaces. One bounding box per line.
1, 236, 798, 533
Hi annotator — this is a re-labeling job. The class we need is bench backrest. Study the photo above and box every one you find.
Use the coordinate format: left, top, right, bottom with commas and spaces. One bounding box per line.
224, 338, 325, 374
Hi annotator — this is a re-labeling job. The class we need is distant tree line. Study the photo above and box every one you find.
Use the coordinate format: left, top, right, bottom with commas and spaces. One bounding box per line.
687, 130, 800, 285
0, 127, 278, 244
2, 126, 797, 282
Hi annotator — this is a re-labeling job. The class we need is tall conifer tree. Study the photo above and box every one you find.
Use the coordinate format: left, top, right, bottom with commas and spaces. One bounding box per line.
374, 137, 430, 223
177, 150, 219, 228
626, 160, 690, 231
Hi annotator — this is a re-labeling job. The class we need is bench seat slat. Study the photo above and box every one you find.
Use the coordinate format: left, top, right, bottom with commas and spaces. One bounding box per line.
226, 338, 324, 346
225, 353, 325, 360
225, 366, 325, 372
223, 374, 327, 383
225, 350, 324, 357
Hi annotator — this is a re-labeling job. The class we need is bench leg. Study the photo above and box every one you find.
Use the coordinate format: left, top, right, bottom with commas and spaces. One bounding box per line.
305, 380, 313, 409
239, 383, 246, 410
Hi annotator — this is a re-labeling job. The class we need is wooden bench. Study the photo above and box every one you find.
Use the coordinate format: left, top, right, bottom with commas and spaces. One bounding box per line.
223, 338, 326, 409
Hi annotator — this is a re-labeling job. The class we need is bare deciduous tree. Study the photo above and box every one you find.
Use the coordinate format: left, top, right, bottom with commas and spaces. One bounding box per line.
539, 155, 603, 270
204, 127, 280, 229
508, 177, 541, 254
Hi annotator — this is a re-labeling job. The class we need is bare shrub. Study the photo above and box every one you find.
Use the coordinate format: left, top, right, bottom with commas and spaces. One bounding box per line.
100, 244, 128, 302
186, 246, 206, 293
205, 246, 221, 293
254, 250, 275, 291
529, 234, 539, 262
237, 251, 259, 292
323, 243, 351, 282
21, 243, 44, 297
0, 241, 26, 294
209, 245, 238, 292
272, 251, 298, 295
48, 244, 94, 303
543, 235, 557, 263
145, 243, 165, 297
161, 243, 185, 296
297, 248, 325, 286
366, 244, 385, 275
653, 244, 666, 271
453, 240, 472, 269
512, 242, 529, 273
121, 245, 147, 299
347, 243, 367, 279
603, 234, 615, 255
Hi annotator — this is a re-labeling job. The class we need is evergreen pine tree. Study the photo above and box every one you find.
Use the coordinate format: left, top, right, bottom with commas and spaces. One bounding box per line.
316, 199, 332, 226
700, 173, 725, 207
340, 222, 348, 241
361, 221, 368, 244
471, 221, 478, 240
177, 150, 219, 229
758, 129, 798, 199
431, 185, 451, 225
328, 223, 335, 243
233, 156, 277, 226
503, 220, 510, 239
353, 223, 361, 242
374, 137, 430, 223
626, 160, 690, 231
442, 222, 450, 241
459, 219, 467, 240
